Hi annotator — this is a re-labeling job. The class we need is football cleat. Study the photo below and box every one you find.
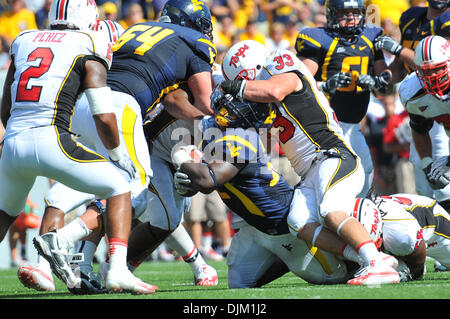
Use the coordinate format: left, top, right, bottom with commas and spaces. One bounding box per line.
105, 268, 158, 295
347, 260, 400, 286
194, 264, 218, 286
380, 252, 398, 270
68, 270, 108, 295
33, 231, 81, 288
18, 265, 55, 292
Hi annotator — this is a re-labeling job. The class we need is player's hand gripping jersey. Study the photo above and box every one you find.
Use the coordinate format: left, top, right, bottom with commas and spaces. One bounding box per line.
399, 7, 450, 73
5, 29, 111, 138
257, 49, 355, 177
200, 126, 293, 236
296, 25, 384, 123
107, 21, 217, 123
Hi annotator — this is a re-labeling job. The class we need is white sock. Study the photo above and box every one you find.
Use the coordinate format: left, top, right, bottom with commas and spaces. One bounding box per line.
341, 244, 363, 264
164, 225, 205, 271
357, 241, 382, 266
201, 232, 213, 251
58, 217, 92, 244
108, 238, 128, 271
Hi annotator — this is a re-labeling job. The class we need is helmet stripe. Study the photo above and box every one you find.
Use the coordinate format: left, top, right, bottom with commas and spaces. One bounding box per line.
352, 197, 362, 219
106, 20, 117, 42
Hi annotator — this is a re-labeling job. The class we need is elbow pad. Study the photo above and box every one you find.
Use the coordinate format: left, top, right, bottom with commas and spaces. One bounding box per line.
409, 113, 434, 134
85, 87, 113, 115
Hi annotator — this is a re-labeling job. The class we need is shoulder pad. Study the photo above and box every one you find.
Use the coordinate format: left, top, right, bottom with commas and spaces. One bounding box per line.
361, 24, 383, 41
400, 7, 427, 27
399, 73, 422, 106
297, 27, 327, 48
436, 11, 450, 37
195, 35, 217, 66
82, 30, 113, 69
265, 49, 302, 76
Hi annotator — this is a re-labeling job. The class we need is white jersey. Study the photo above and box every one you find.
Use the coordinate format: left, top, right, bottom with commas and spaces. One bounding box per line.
5, 29, 112, 139
378, 193, 450, 266
400, 72, 450, 138
257, 49, 350, 177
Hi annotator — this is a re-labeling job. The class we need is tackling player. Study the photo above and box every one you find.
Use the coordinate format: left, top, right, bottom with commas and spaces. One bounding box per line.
171, 89, 390, 287
0, 0, 155, 294
217, 40, 399, 285
295, 0, 393, 197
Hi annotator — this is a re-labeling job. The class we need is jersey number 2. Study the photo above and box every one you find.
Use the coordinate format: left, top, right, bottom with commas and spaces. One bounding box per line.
16, 47, 54, 102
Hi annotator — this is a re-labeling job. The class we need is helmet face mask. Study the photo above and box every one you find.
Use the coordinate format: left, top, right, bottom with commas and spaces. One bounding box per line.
414, 35, 450, 98
210, 89, 275, 130
325, 0, 366, 36
159, 0, 213, 39
427, 0, 450, 10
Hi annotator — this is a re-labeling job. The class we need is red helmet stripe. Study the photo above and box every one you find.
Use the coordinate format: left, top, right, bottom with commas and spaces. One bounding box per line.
352, 198, 362, 219
58, 0, 66, 20
106, 20, 118, 42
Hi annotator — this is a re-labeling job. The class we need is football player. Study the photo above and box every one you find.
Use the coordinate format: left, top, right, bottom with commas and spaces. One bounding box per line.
374, 193, 450, 282
97, 0, 219, 285
295, 0, 393, 198
0, 0, 155, 294
171, 89, 392, 287
399, 36, 450, 207
217, 40, 399, 285
375, 0, 450, 214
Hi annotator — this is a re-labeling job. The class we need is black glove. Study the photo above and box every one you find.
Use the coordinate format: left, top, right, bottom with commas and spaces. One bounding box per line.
356, 71, 392, 92
374, 35, 403, 56
320, 72, 352, 94
220, 80, 246, 100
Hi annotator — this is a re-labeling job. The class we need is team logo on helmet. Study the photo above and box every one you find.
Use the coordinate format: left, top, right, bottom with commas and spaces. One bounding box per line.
222, 40, 270, 81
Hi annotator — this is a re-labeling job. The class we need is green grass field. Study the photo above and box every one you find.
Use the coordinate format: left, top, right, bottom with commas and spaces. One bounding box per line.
1, 258, 450, 300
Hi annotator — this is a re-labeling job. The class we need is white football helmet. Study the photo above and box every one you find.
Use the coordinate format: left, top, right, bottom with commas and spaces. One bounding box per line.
91, 20, 125, 43
414, 35, 450, 98
49, 0, 98, 31
352, 198, 382, 244
222, 40, 270, 81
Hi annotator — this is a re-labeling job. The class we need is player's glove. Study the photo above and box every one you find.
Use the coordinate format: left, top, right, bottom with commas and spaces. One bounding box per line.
320, 72, 352, 94
356, 71, 392, 92
107, 146, 137, 179
374, 35, 403, 56
173, 170, 195, 196
422, 156, 450, 189
198, 115, 217, 132
219, 80, 247, 101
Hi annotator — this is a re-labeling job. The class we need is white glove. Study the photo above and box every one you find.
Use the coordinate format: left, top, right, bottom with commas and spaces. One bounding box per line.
171, 145, 203, 169
173, 171, 195, 196
107, 146, 137, 179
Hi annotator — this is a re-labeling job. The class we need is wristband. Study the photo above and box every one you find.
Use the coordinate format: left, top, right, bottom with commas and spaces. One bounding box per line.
85, 87, 113, 115
421, 157, 433, 169
208, 166, 219, 189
